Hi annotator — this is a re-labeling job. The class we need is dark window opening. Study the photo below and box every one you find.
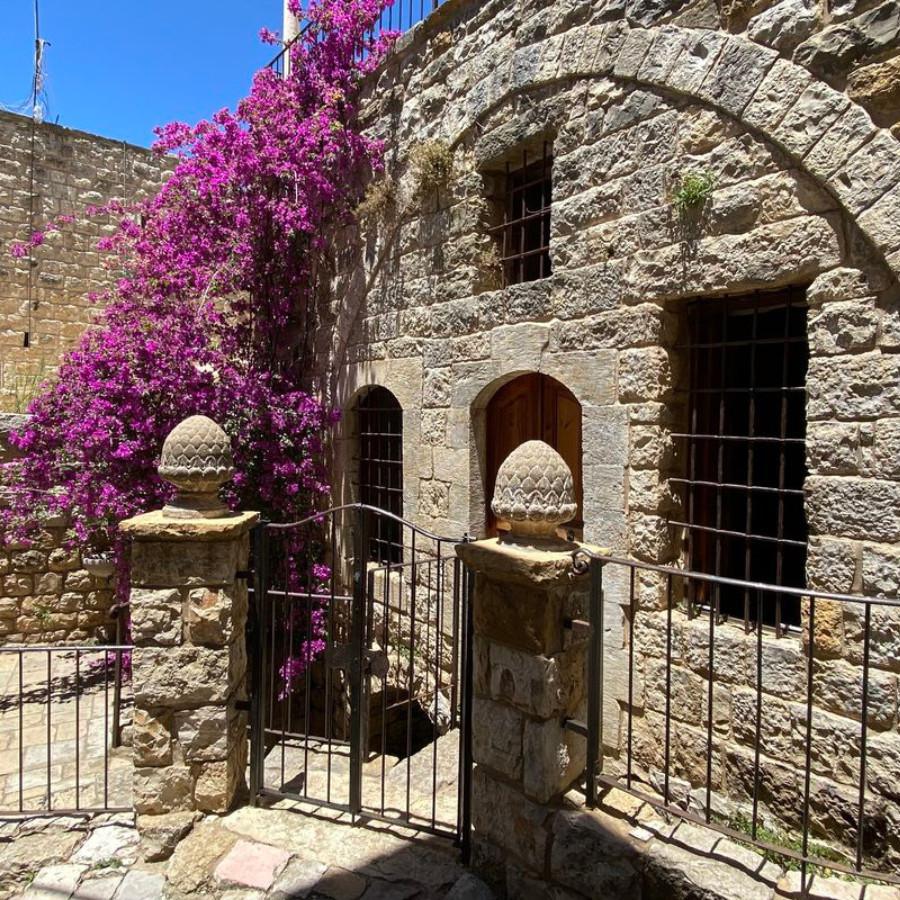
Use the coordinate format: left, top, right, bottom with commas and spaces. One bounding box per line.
357, 387, 403, 565
488, 144, 552, 286
674, 290, 808, 633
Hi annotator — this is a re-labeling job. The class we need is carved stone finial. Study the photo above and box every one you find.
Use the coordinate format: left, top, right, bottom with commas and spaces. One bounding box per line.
491, 440, 577, 543
158, 415, 235, 519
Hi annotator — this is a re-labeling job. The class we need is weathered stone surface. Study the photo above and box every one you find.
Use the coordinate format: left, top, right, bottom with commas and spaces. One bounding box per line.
133, 764, 194, 814
846, 55, 900, 127
487, 641, 571, 718
133, 707, 173, 767
166, 820, 238, 894
471, 767, 552, 869
137, 810, 199, 862
472, 697, 523, 779
113, 870, 167, 900
747, 0, 817, 52
175, 706, 244, 762
70, 824, 140, 867
129, 538, 240, 588
522, 718, 584, 803
794, 1, 900, 79
193, 749, 247, 813
549, 809, 640, 898
132, 645, 238, 707
130, 587, 182, 646
214, 839, 291, 890
807, 476, 900, 542
185, 586, 243, 647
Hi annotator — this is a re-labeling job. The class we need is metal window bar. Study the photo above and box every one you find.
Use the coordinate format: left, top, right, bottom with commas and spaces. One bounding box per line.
678, 290, 808, 633
570, 549, 900, 891
0, 645, 133, 817
357, 388, 403, 565
249, 504, 473, 846
487, 144, 553, 286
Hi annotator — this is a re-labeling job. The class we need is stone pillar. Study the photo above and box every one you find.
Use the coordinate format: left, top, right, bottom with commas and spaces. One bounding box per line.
456, 441, 592, 890
119, 416, 258, 848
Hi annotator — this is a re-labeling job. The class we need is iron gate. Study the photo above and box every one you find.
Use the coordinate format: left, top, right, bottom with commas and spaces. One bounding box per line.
248, 503, 473, 853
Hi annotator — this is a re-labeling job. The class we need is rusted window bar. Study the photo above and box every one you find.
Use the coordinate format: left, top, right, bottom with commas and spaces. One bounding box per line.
358, 388, 403, 564
573, 549, 899, 887
678, 291, 808, 633
488, 143, 553, 286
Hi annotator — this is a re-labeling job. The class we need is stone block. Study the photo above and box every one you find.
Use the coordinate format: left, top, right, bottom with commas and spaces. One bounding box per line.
550, 809, 639, 899
473, 576, 565, 655
193, 743, 247, 813
132, 645, 235, 708
488, 641, 571, 718
185, 586, 243, 647
137, 810, 199, 862
133, 707, 173, 767
810, 301, 878, 356
523, 718, 584, 803
175, 705, 243, 762
472, 697, 523, 780
133, 765, 194, 815
130, 587, 182, 646
130, 539, 238, 588
471, 767, 552, 871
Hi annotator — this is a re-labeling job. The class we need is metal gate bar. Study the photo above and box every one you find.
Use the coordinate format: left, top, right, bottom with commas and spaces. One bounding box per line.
248, 503, 473, 849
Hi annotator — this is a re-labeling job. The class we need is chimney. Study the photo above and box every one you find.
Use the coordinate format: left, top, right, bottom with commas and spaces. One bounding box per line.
283, 0, 300, 75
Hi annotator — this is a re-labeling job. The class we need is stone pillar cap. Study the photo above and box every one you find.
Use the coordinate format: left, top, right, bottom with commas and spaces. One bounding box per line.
491, 440, 577, 543
158, 415, 235, 519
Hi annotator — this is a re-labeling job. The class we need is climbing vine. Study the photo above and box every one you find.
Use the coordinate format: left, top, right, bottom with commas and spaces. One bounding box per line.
3, 0, 396, 690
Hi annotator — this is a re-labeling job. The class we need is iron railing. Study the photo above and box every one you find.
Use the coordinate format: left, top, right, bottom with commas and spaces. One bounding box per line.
0, 644, 133, 817
570, 548, 900, 891
266, 0, 450, 75
249, 504, 473, 853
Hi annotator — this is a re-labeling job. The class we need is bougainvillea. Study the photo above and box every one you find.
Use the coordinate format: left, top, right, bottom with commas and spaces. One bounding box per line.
3, 0, 395, 689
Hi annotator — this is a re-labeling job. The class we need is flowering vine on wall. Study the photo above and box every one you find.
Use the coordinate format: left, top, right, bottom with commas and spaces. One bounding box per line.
3, 0, 395, 689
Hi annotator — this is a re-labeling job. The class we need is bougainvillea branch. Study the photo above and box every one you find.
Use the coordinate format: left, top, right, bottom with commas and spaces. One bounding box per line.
3, 0, 395, 690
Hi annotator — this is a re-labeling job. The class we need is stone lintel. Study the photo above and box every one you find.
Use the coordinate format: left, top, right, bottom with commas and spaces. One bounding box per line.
120, 510, 259, 542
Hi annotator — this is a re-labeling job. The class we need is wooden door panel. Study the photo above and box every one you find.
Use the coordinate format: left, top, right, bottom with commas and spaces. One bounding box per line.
485, 373, 583, 534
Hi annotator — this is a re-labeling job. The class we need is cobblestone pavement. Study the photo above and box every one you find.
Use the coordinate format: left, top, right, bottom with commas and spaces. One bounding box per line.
0, 648, 132, 814
0, 803, 490, 899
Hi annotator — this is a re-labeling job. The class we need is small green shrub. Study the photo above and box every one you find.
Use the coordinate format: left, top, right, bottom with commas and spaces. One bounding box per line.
671, 171, 716, 213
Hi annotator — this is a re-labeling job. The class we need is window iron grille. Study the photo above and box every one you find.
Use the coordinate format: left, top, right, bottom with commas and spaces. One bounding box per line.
488, 143, 553, 286
673, 289, 809, 635
357, 387, 403, 564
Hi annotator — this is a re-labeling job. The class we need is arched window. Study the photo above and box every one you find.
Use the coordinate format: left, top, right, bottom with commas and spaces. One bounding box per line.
357, 386, 403, 563
485, 373, 583, 534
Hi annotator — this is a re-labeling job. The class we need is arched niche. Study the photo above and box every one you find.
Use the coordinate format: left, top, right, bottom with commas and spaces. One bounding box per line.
482, 372, 583, 535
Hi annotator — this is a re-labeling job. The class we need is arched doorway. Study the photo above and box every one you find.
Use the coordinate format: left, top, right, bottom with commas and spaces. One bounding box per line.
485, 372, 583, 534
356, 386, 403, 563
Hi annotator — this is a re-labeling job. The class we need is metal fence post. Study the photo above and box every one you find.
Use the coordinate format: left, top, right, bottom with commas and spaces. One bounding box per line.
249, 521, 270, 805
349, 504, 368, 817
586, 557, 604, 808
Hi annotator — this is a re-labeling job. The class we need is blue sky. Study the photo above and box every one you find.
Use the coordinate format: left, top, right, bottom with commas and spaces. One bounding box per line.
0, 1, 283, 148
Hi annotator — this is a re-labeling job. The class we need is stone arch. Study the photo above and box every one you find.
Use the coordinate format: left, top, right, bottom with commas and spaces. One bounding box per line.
431, 21, 900, 285
466, 346, 599, 537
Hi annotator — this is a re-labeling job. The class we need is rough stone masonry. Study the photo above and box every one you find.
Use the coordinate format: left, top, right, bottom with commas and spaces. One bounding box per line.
316, 0, 900, 877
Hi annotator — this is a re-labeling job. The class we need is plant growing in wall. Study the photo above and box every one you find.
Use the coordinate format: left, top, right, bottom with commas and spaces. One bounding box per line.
410, 139, 454, 204
670, 171, 716, 215
3, 0, 396, 694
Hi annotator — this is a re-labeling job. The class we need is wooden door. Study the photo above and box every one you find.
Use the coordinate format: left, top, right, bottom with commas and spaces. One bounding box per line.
485, 374, 583, 534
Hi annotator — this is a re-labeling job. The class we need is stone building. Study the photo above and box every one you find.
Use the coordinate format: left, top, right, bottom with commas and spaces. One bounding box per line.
0, 110, 171, 411
0, 112, 170, 642
314, 0, 900, 875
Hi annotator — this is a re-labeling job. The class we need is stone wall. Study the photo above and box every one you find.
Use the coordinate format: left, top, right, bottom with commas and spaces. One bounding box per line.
316, 0, 900, 873
0, 110, 171, 411
0, 413, 115, 644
